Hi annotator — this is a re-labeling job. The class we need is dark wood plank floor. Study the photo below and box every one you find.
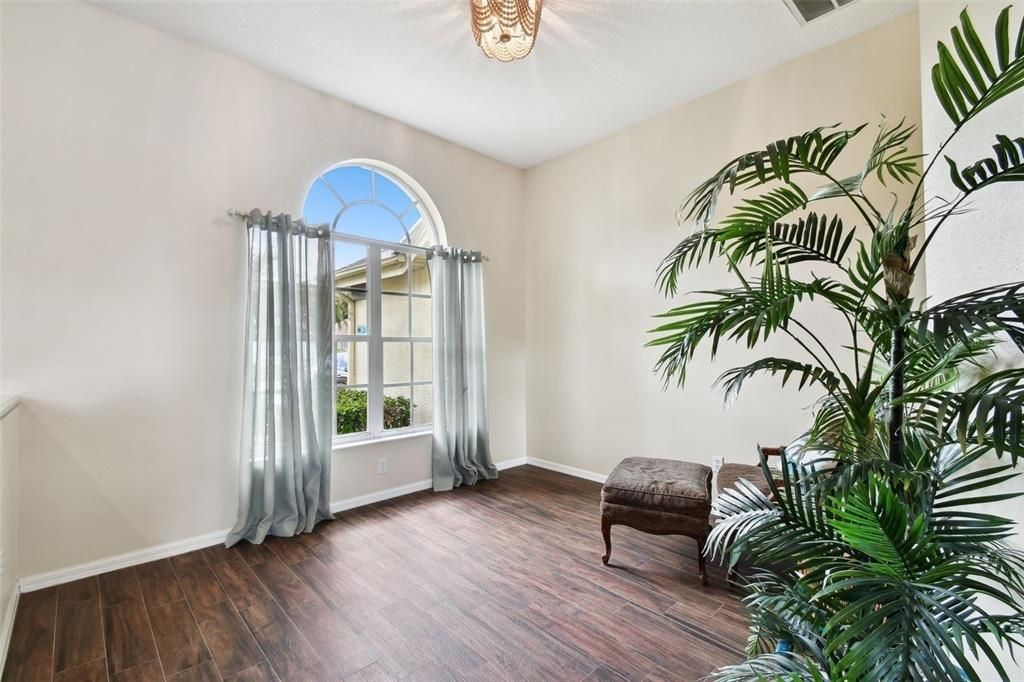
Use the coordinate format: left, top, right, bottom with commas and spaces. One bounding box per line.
3, 465, 747, 681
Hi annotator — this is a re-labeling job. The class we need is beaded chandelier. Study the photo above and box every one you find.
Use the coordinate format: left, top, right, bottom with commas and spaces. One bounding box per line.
470, 0, 543, 62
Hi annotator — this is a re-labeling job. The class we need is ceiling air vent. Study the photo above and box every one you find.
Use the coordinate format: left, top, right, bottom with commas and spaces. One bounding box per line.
783, 0, 858, 25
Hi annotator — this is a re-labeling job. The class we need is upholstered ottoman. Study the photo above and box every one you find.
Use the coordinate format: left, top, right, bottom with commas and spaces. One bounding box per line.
600, 457, 712, 585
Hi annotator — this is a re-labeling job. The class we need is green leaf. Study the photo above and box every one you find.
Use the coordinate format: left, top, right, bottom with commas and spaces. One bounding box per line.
679, 125, 867, 228
929, 369, 1024, 462
649, 269, 841, 387
932, 7, 1024, 126
915, 281, 1024, 352
768, 213, 857, 266
718, 185, 810, 264
825, 481, 925, 576
997, 7, 1011, 70
655, 228, 723, 296
714, 357, 840, 406
945, 134, 1024, 194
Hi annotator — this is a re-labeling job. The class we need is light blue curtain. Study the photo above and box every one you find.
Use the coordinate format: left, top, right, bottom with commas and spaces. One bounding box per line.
430, 246, 498, 492
227, 211, 334, 547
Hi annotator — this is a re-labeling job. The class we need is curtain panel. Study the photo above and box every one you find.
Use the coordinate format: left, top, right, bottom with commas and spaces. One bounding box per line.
227, 211, 334, 547
430, 246, 498, 492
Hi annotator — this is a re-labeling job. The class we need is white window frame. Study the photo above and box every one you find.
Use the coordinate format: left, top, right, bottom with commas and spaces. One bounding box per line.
312, 162, 442, 447
332, 236, 433, 445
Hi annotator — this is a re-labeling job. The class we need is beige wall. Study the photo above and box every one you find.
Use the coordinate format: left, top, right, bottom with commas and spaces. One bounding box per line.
0, 403, 19, 665
0, 0, 525, 577
523, 14, 923, 477
919, 3, 1024, 678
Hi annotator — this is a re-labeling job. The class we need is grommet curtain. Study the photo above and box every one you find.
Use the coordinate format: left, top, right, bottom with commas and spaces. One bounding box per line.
429, 246, 498, 492
227, 211, 334, 546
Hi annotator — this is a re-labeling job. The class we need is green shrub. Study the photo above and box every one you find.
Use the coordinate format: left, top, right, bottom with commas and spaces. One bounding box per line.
336, 388, 411, 433
383, 394, 411, 430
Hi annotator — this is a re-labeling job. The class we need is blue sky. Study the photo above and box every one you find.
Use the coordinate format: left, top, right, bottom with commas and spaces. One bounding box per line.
303, 165, 422, 270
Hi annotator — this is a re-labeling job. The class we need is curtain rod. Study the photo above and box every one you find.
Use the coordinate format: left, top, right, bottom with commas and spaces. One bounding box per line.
227, 209, 488, 261
226, 209, 328, 229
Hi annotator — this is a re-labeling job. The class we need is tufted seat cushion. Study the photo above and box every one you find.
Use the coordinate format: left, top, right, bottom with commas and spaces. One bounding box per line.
599, 457, 713, 584
601, 457, 711, 514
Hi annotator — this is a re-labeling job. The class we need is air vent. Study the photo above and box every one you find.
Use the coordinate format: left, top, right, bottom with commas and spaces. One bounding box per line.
783, 0, 858, 24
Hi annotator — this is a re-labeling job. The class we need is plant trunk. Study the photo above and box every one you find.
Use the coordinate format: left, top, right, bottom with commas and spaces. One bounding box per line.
883, 241, 914, 467
889, 325, 905, 466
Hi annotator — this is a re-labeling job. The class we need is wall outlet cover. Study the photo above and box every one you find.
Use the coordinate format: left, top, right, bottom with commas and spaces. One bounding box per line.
377, 457, 388, 475
711, 456, 725, 472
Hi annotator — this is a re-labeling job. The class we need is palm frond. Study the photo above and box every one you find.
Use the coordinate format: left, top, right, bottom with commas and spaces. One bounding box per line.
714, 357, 840, 407
707, 479, 779, 565
846, 236, 888, 308
946, 134, 1024, 193
901, 334, 998, 394
764, 213, 856, 267
679, 125, 867, 228
865, 118, 923, 186
933, 6, 1024, 126
929, 368, 1024, 462
812, 118, 922, 199
655, 228, 723, 296
648, 266, 841, 387
915, 281, 1024, 352
826, 481, 931, 577
710, 652, 828, 682
740, 571, 830, 660
717, 185, 809, 261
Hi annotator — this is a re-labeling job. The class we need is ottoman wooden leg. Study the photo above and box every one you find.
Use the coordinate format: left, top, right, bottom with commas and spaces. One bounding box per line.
696, 530, 709, 586
601, 515, 612, 565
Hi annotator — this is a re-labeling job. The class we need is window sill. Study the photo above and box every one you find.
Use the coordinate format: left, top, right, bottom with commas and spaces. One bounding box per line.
332, 427, 432, 452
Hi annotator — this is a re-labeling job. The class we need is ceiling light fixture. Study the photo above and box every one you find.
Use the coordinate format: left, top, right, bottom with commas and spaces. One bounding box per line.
470, 0, 543, 62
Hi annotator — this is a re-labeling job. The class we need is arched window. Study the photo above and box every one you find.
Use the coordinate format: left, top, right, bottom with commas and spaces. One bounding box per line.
304, 161, 444, 442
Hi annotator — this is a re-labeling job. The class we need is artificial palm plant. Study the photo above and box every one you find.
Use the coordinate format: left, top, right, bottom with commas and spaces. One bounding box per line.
649, 8, 1024, 680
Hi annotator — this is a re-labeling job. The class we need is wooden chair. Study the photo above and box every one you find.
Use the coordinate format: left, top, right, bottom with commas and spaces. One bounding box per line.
714, 445, 782, 499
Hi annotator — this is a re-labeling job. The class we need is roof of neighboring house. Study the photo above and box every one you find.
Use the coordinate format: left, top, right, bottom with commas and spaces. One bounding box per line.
333, 218, 434, 288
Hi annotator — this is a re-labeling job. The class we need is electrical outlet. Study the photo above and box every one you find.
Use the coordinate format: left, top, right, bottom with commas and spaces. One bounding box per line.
377, 457, 388, 475
711, 456, 725, 472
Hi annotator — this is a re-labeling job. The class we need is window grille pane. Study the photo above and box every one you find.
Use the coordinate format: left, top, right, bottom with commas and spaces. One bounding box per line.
411, 297, 431, 337
383, 342, 411, 385
381, 252, 411, 293
334, 242, 367, 273
336, 203, 406, 244
413, 342, 432, 383
383, 385, 412, 431
413, 385, 433, 427
336, 386, 368, 435
410, 254, 430, 292
334, 289, 367, 337
322, 166, 371, 202
303, 177, 342, 223
374, 172, 414, 215
337, 339, 367, 387
401, 205, 422, 229
381, 294, 410, 337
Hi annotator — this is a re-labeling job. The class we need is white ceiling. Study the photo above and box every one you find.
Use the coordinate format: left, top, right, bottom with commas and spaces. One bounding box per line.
90, 0, 916, 169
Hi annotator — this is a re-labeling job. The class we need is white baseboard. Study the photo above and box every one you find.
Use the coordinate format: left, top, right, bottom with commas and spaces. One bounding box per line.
497, 456, 528, 469
19, 457, 531, 593
0, 586, 20, 674
330, 456, 526, 513
526, 457, 608, 483
19, 527, 232, 593
329, 479, 433, 514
